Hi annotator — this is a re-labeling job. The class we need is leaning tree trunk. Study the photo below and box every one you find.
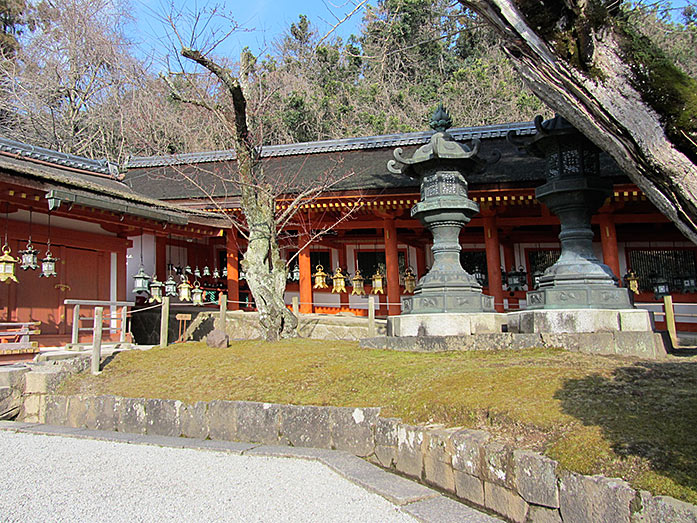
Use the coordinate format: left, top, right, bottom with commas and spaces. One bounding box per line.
459, 0, 697, 244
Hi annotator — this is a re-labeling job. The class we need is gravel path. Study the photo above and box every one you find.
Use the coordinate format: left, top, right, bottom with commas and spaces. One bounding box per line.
0, 431, 417, 523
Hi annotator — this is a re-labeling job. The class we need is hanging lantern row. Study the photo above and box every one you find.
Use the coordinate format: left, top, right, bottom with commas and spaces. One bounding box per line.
506, 266, 528, 292
5, 209, 60, 282
308, 264, 418, 295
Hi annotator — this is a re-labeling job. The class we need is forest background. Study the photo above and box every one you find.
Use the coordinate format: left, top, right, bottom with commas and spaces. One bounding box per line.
0, 0, 695, 164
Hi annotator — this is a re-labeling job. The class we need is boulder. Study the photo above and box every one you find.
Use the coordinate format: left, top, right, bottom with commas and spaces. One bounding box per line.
206, 329, 229, 348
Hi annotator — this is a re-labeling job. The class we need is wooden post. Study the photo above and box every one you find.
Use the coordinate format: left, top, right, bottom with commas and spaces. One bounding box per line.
483, 214, 505, 312
599, 214, 621, 280
383, 217, 401, 316
226, 231, 240, 310
119, 306, 128, 343
292, 296, 299, 317
71, 304, 80, 345
92, 307, 103, 375
219, 294, 227, 330
155, 235, 167, 279
368, 295, 376, 337
298, 231, 313, 314
664, 295, 678, 346
160, 296, 170, 348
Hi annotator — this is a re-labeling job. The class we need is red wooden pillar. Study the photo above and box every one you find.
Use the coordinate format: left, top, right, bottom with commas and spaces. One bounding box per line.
155, 235, 167, 279
117, 245, 127, 301
226, 230, 239, 310
502, 241, 515, 272
383, 217, 401, 316
298, 231, 313, 314
337, 245, 349, 311
416, 245, 427, 278
483, 215, 504, 313
599, 214, 621, 279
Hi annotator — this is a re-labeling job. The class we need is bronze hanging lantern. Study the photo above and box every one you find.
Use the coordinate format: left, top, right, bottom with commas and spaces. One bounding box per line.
178, 278, 193, 302
133, 265, 151, 295
682, 275, 697, 294
506, 266, 527, 292
650, 273, 670, 300
0, 244, 19, 283
39, 244, 58, 278
292, 263, 300, 282
403, 267, 417, 293
19, 241, 39, 271
213, 267, 220, 279
194, 266, 201, 278
313, 264, 329, 289
531, 269, 544, 290
623, 270, 640, 295
164, 274, 178, 296
222, 266, 228, 278
351, 269, 366, 296
191, 281, 204, 306
202, 266, 211, 277
148, 276, 164, 303
371, 268, 385, 294
472, 266, 486, 286
331, 267, 347, 293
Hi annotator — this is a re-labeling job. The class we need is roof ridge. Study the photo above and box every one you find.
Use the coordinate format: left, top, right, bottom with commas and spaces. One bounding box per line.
126, 121, 537, 169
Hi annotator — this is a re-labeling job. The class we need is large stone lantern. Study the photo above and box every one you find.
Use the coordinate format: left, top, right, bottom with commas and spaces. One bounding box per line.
388, 105, 494, 314
508, 114, 632, 310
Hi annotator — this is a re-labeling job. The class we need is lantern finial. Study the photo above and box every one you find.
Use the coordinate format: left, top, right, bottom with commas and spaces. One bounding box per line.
430, 103, 452, 133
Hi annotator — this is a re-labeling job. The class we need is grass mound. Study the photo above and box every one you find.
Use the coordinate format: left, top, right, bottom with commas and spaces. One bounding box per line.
61, 339, 697, 504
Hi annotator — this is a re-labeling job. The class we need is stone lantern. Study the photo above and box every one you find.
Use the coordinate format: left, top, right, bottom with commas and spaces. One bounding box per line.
388, 104, 494, 314
508, 115, 632, 310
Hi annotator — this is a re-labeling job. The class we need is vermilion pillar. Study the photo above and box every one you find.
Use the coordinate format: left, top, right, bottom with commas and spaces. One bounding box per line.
383, 218, 401, 316
155, 236, 167, 279
416, 245, 427, 278
483, 215, 504, 312
226, 230, 239, 310
298, 231, 313, 314
598, 214, 621, 280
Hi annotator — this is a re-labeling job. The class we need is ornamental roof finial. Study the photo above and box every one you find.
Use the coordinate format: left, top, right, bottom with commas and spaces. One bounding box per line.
429, 103, 452, 133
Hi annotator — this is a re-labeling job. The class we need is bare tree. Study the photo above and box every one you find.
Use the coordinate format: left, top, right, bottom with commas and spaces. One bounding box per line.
457, 0, 697, 244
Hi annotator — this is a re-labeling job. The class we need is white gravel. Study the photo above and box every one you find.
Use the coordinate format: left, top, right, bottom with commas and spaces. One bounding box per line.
0, 431, 417, 523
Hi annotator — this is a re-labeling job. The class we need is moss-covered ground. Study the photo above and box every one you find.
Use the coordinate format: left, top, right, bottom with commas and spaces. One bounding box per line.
61, 340, 697, 504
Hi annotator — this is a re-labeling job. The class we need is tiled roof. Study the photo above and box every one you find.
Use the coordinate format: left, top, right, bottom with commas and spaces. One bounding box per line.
0, 137, 119, 176
126, 121, 538, 168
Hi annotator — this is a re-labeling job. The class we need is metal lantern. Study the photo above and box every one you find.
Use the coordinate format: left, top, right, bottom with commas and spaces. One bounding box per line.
148, 276, 164, 303
185, 265, 192, 275
506, 266, 527, 292
682, 275, 697, 294
213, 268, 221, 279
531, 269, 544, 290
19, 241, 39, 270
178, 279, 193, 302
403, 267, 417, 293
0, 244, 19, 283
472, 266, 486, 286
500, 266, 507, 286
292, 263, 300, 282
175, 265, 183, 275
191, 281, 204, 306
623, 270, 640, 295
202, 266, 211, 277
39, 249, 58, 278
331, 267, 347, 293
371, 269, 385, 294
132, 265, 151, 294
313, 264, 329, 289
194, 266, 201, 278
164, 274, 178, 296
222, 266, 228, 278
651, 274, 670, 300
351, 269, 366, 296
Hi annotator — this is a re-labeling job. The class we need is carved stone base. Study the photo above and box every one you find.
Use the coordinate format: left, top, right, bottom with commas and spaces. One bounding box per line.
526, 285, 632, 310
388, 312, 506, 337
401, 289, 495, 314
507, 308, 654, 334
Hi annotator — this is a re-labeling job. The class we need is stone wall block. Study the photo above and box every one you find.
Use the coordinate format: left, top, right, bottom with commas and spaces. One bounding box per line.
454, 470, 485, 507
0, 366, 29, 389
513, 449, 559, 508
66, 395, 89, 428
24, 370, 56, 394
281, 404, 332, 449
451, 429, 489, 477
484, 481, 529, 523
329, 406, 380, 457
527, 505, 563, 523
207, 400, 238, 441
92, 396, 117, 431
483, 440, 515, 488
235, 401, 281, 445
145, 398, 182, 437
116, 397, 147, 434
21, 393, 46, 422
631, 490, 697, 523
374, 417, 400, 468
44, 395, 69, 425
180, 401, 210, 440
423, 428, 458, 493
559, 472, 635, 523
394, 423, 426, 479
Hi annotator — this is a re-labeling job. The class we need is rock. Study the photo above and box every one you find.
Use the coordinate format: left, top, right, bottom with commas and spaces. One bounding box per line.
513, 449, 559, 508
206, 329, 229, 348
559, 472, 635, 523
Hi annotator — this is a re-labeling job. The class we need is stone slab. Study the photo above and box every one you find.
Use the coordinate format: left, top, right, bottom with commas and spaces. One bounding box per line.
388, 313, 505, 337
508, 309, 652, 334
484, 482, 529, 523
559, 472, 635, 523
401, 495, 502, 522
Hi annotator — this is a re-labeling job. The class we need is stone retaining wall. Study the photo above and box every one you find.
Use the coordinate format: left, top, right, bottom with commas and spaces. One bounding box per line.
34, 393, 697, 523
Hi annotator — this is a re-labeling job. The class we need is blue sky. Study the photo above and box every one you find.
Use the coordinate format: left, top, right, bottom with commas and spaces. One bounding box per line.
127, 0, 366, 64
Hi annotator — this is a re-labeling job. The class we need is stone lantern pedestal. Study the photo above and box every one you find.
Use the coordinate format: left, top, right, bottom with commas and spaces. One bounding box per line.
386, 106, 502, 337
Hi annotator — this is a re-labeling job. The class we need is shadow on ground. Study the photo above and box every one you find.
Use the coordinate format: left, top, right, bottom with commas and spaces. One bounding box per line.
554, 359, 697, 500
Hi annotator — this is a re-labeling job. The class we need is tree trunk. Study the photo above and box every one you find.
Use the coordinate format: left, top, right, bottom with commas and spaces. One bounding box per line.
459, 0, 697, 244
